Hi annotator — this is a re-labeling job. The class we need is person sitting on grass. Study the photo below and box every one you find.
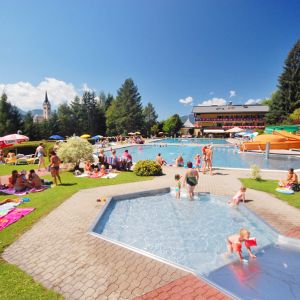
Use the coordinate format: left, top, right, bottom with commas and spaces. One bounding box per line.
99, 165, 107, 177
8, 170, 19, 188
84, 160, 92, 174
14, 171, 32, 192
28, 169, 42, 189
0, 149, 5, 163
279, 168, 298, 187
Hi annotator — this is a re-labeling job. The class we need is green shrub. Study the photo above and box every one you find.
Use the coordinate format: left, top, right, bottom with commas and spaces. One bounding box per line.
250, 164, 261, 180
134, 160, 162, 176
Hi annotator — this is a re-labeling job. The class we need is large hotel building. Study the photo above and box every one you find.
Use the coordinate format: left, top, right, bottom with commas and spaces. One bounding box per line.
191, 103, 269, 136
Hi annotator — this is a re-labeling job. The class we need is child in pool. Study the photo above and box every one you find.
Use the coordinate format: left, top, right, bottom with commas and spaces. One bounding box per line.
194, 154, 201, 172
174, 174, 182, 199
227, 228, 256, 262
228, 187, 246, 206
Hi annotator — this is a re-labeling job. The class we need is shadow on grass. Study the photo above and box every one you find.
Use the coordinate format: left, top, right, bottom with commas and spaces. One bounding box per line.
59, 183, 77, 186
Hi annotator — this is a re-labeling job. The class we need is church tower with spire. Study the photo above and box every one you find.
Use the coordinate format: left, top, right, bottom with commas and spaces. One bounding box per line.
43, 91, 51, 120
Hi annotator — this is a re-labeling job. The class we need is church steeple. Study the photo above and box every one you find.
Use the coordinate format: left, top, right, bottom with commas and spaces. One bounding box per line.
43, 91, 51, 120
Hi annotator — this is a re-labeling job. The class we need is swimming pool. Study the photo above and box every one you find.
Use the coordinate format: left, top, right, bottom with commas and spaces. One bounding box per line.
91, 190, 300, 299
111, 145, 300, 170
93, 191, 277, 275
151, 138, 229, 144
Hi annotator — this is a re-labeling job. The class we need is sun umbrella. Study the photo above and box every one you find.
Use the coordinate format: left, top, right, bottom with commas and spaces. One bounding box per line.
135, 132, 141, 135
128, 132, 135, 135
91, 135, 103, 140
226, 127, 244, 133
0, 134, 29, 148
49, 135, 64, 140
80, 134, 91, 139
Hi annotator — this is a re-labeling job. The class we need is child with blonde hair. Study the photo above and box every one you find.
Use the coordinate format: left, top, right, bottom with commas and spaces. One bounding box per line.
228, 186, 246, 206
227, 228, 257, 262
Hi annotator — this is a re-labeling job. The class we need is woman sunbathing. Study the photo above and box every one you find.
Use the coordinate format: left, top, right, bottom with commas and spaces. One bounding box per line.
279, 168, 298, 187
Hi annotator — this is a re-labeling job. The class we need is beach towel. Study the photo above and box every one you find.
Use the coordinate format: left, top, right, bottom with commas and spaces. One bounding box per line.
0, 186, 49, 195
74, 173, 89, 178
0, 199, 22, 217
101, 173, 118, 179
0, 208, 34, 231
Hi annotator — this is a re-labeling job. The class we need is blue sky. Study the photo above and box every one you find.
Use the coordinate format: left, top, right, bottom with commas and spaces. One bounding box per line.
0, 0, 300, 119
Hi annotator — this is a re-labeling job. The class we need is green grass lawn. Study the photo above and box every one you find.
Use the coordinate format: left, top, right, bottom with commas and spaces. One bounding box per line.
0, 170, 152, 299
240, 178, 300, 208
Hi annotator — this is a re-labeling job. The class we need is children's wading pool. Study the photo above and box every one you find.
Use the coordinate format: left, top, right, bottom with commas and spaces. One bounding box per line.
91, 190, 300, 299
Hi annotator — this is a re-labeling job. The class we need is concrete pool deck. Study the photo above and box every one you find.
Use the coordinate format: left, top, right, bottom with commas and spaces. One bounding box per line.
3, 167, 300, 299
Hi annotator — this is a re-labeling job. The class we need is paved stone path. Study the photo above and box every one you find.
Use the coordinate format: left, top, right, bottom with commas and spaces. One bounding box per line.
3, 167, 300, 299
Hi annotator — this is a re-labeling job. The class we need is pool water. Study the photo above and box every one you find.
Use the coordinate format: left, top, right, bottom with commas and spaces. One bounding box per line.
151, 138, 229, 144
93, 192, 277, 275
112, 145, 300, 170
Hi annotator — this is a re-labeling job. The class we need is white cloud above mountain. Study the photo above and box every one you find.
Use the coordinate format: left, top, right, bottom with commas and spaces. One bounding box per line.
179, 96, 193, 105
245, 98, 261, 105
0, 77, 78, 111
198, 97, 227, 106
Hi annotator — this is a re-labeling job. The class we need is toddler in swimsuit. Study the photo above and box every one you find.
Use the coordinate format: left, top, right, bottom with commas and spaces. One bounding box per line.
227, 228, 256, 262
174, 174, 182, 199
228, 187, 246, 206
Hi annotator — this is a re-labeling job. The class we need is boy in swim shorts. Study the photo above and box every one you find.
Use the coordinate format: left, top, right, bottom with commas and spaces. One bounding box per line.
227, 228, 256, 262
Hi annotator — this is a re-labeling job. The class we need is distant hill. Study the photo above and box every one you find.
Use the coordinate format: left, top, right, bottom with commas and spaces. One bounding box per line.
180, 114, 195, 124
17, 108, 27, 116
30, 109, 43, 116
17, 108, 43, 117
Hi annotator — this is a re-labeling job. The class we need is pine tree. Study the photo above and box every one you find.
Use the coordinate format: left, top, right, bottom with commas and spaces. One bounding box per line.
142, 102, 158, 136
57, 103, 74, 137
107, 78, 144, 135
23, 112, 39, 140
0, 93, 24, 135
270, 39, 300, 123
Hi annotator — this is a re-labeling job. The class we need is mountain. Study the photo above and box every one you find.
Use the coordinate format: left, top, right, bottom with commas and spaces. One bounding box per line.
17, 108, 27, 116
180, 114, 195, 124
17, 108, 43, 116
30, 109, 43, 116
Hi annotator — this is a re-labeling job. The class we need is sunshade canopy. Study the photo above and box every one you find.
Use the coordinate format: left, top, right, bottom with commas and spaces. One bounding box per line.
49, 135, 64, 140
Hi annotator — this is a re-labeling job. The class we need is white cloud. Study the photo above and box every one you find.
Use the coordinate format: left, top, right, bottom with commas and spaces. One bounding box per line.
198, 97, 226, 106
245, 98, 261, 105
0, 77, 78, 111
179, 96, 193, 106
229, 90, 236, 98
81, 83, 91, 92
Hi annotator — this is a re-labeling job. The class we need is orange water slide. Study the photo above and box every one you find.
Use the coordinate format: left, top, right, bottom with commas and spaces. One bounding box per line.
273, 131, 300, 141
241, 141, 300, 151
240, 133, 300, 151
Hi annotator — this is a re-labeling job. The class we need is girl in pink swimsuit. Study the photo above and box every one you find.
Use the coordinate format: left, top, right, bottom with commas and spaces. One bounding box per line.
228, 187, 246, 206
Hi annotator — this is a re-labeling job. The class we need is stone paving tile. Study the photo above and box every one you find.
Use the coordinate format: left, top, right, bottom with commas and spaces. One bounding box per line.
134, 274, 231, 300
2, 167, 300, 299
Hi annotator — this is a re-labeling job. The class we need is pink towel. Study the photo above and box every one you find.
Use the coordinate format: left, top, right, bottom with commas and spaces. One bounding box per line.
0, 208, 35, 231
